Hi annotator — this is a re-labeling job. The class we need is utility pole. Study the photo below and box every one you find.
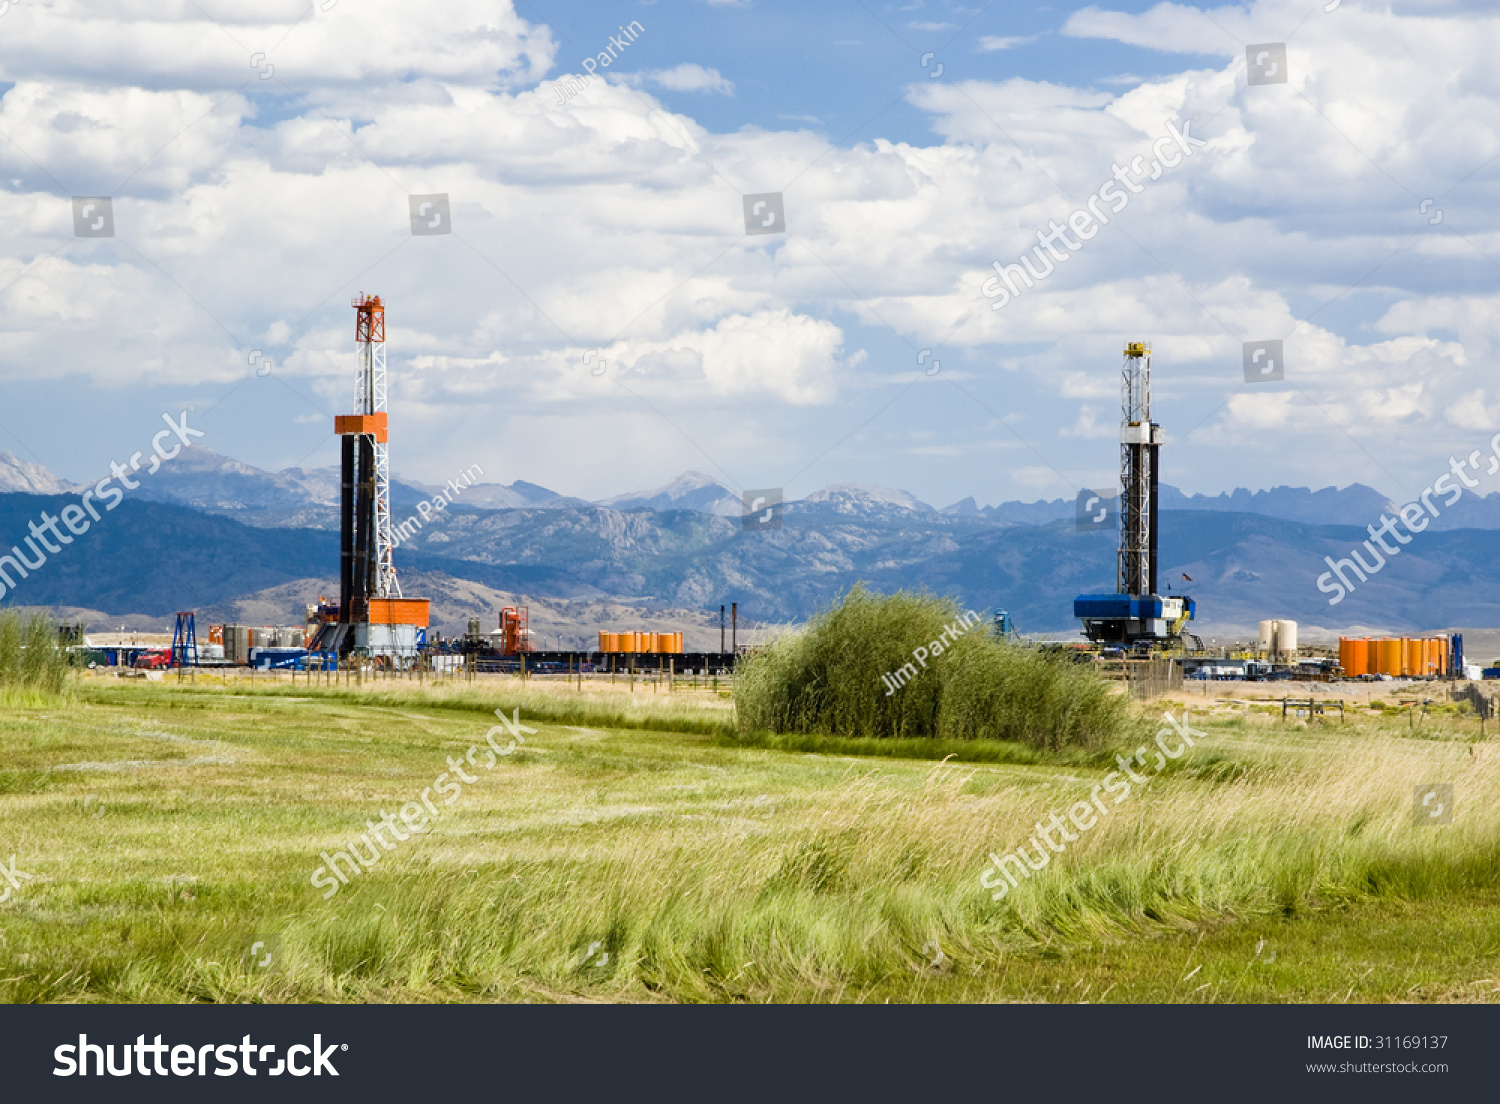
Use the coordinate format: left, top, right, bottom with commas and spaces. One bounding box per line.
732, 602, 737, 655
720, 604, 725, 654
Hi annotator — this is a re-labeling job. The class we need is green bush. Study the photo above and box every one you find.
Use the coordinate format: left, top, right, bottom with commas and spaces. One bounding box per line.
734, 586, 1136, 750
0, 611, 70, 696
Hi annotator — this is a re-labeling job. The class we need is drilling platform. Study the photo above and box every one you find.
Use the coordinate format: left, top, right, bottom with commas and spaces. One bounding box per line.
1073, 342, 1195, 646
306, 294, 430, 660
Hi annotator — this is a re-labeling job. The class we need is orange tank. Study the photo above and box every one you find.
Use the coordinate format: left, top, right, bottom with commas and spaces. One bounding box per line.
1339, 637, 1364, 677
1425, 637, 1444, 676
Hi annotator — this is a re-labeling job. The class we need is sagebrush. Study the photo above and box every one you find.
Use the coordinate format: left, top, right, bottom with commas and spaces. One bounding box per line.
734, 586, 1136, 749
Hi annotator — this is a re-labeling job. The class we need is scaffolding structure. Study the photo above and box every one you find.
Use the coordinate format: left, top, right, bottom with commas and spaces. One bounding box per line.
1117, 341, 1160, 598
170, 611, 197, 670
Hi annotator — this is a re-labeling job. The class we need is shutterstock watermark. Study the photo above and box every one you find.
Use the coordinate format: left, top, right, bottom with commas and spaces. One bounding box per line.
1076, 488, 1118, 532
979, 709, 1206, 901
980, 117, 1207, 312
1317, 435, 1500, 605
53, 1034, 344, 1077
741, 487, 782, 531
310, 709, 535, 899
880, 610, 982, 696
1413, 783, 1452, 827
390, 464, 484, 547
0, 853, 34, 903
0, 409, 203, 603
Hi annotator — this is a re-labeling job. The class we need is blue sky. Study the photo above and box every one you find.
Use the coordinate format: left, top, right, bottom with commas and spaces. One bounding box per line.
521, 0, 1222, 143
0, 0, 1495, 512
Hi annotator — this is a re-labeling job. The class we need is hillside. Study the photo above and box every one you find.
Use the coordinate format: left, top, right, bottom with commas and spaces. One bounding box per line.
2, 490, 1498, 634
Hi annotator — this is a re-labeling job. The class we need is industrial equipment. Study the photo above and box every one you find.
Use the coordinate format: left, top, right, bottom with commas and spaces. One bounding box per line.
1074, 342, 1195, 646
170, 611, 197, 669
1338, 635, 1451, 678
597, 631, 685, 654
306, 294, 430, 660
497, 607, 531, 656
1259, 619, 1298, 660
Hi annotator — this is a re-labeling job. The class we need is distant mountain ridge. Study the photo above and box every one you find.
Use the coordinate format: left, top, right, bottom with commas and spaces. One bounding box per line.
599, 471, 741, 516
2, 488, 1498, 633
0, 451, 69, 495
15, 446, 1500, 533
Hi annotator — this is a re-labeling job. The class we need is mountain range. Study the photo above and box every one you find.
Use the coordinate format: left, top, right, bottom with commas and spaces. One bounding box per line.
11, 445, 1498, 533
2, 447, 1498, 637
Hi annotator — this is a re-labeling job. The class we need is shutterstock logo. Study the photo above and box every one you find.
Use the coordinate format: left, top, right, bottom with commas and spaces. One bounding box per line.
1246, 43, 1288, 86
1076, 488, 1117, 532
72, 196, 114, 237
54, 1034, 345, 1077
409, 194, 451, 236
1243, 339, 1284, 383
742, 193, 786, 235
741, 488, 782, 530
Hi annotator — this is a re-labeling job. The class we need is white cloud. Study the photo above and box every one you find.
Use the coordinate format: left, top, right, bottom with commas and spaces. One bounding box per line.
1060, 405, 1112, 438
631, 64, 734, 95
0, 0, 1496, 501
977, 35, 1038, 51
0, 0, 555, 91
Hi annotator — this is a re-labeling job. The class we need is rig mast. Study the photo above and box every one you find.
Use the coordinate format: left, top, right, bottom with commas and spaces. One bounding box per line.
1118, 341, 1159, 598
353, 293, 399, 599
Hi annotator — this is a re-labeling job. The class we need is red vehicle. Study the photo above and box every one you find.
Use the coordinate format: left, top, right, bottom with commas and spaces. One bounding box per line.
132, 649, 171, 670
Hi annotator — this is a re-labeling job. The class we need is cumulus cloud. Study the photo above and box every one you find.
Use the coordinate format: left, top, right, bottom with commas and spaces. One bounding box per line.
0, 0, 1495, 501
0, 0, 556, 91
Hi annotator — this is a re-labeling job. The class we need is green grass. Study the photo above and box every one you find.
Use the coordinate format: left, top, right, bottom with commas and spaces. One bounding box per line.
0, 675, 1495, 1003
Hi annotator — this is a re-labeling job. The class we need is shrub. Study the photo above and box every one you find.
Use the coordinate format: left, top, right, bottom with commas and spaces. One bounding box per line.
734, 586, 1136, 751
0, 611, 70, 696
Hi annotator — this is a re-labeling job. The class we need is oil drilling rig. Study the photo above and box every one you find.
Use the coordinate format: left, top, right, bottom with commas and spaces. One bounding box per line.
1073, 342, 1195, 647
306, 294, 429, 660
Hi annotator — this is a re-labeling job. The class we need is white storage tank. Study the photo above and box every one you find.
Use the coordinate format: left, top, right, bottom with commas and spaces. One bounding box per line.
1259, 619, 1298, 658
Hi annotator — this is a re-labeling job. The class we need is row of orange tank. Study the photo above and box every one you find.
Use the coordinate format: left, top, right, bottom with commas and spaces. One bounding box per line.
1338, 636, 1449, 677
598, 631, 684, 654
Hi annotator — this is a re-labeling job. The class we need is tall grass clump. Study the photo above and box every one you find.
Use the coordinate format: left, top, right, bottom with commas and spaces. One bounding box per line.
735, 586, 1135, 751
0, 611, 71, 701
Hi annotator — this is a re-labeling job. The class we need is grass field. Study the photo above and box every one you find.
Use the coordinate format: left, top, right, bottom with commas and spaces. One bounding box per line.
0, 672, 1496, 1003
